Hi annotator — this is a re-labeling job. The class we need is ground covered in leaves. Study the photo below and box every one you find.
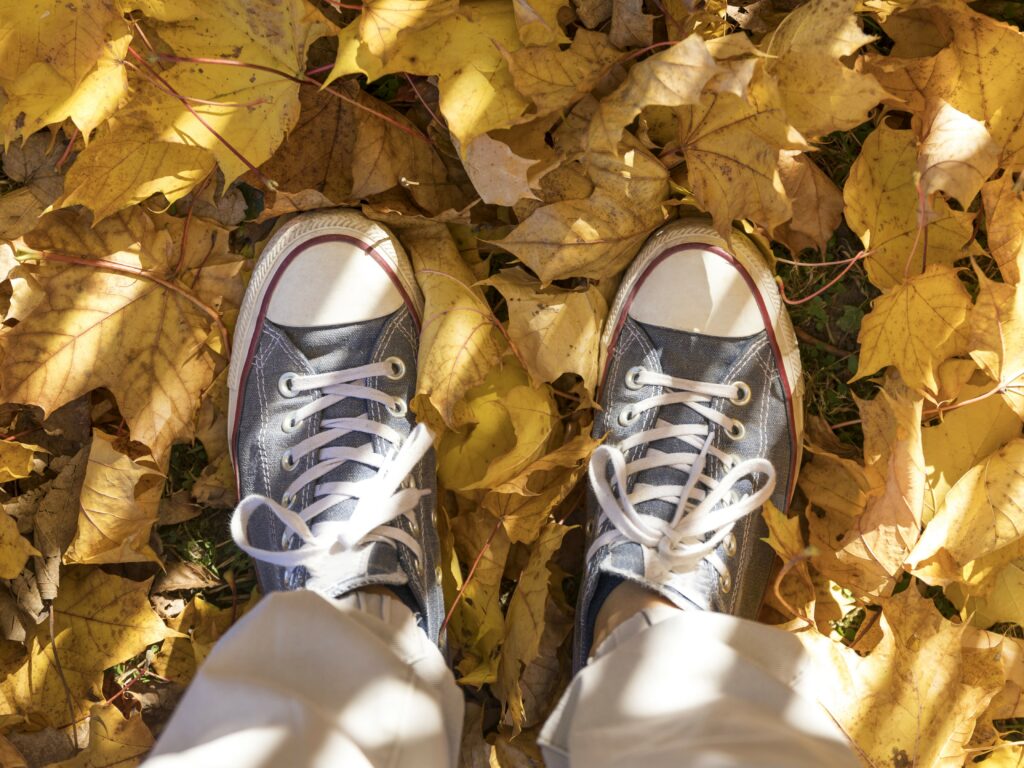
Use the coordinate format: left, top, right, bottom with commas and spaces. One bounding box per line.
1, 0, 1024, 765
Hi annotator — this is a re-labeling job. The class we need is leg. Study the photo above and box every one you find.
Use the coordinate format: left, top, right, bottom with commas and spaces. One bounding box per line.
546, 220, 856, 767
146, 210, 461, 765
146, 590, 463, 768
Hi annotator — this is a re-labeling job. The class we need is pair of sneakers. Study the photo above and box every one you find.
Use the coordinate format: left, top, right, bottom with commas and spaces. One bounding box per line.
227, 210, 803, 666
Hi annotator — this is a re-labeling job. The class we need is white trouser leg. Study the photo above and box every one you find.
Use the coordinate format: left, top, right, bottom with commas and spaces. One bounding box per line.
539, 609, 861, 768
145, 590, 463, 768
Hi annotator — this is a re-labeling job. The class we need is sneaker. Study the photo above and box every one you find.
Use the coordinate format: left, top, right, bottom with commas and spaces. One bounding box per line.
575, 219, 804, 666
227, 210, 445, 643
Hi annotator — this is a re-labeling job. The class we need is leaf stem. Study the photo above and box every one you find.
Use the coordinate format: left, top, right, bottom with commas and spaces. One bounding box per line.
777, 250, 868, 306
440, 513, 504, 635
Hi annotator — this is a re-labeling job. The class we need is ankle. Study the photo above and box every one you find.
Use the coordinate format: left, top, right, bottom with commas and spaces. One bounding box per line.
590, 581, 684, 655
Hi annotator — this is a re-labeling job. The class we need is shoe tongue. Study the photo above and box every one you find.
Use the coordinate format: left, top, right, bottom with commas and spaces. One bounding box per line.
630, 323, 720, 526
274, 318, 405, 594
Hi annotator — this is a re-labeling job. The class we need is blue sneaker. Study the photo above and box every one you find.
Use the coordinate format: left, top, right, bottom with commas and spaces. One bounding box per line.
227, 210, 445, 643
576, 218, 804, 666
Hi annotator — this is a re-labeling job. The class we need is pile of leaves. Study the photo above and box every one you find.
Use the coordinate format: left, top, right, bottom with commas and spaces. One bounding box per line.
1, 0, 1024, 764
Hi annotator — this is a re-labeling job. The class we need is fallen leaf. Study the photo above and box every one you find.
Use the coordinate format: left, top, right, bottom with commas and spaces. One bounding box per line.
461, 134, 539, 207
153, 594, 254, 685
64, 431, 162, 566
969, 271, 1024, 421
438, 361, 557, 491
982, 175, 1024, 285
0, 568, 179, 726
47, 702, 153, 768
152, 560, 220, 594
587, 34, 720, 154
389, 220, 504, 429
843, 122, 978, 290
496, 522, 569, 733
0, 1, 131, 143
497, 138, 669, 282
776, 150, 844, 252
854, 264, 973, 395
799, 587, 1004, 768
0, 509, 39, 580
761, 0, 888, 137
0, 208, 225, 464
357, 0, 458, 59
918, 100, 1000, 209
676, 65, 800, 238
0, 133, 66, 240
331, 0, 530, 148
31, 447, 88, 602
609, 0, 654, 49
483, 268, 607, 391
908, 439, 1024, 587
0, 441, 42, 484
506, 30, 620, 117
573, 0, 612, 28
513, 0, 569, 45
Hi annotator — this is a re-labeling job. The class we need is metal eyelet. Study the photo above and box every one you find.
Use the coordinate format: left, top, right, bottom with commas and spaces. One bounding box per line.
722, 453, 738, 470
727, 420, 745, 441
434, 564, 443, 585
281, 413, 301, 433
729, 381, 752, 406
388, 398, 408, 417
724, 532, 737, 558
282, 492, 294, 508
624, 366, 645, 390
719, 571, 733, 594
278, 372, 299, 398
281, 450, 297, 472
618, 405, 640, 426
385, 356, 406, 380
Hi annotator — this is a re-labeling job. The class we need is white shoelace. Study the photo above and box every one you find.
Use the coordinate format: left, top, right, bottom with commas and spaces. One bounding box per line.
588, 367, 776, 604
231, 358, 433, 570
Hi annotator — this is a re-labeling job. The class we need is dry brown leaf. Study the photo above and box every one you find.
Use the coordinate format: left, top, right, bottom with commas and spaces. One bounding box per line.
31, 448, 88, 602
461, 134, 539, 207
854, 264, 973, 395
776, 150, 844, 252
0, 208, 227, 464
0, 134, 66, 241
609, 0, 655, 49
843, 122, 978, 290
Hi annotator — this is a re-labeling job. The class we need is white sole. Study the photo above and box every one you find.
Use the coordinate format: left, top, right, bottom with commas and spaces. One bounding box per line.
227, 210, 423, 468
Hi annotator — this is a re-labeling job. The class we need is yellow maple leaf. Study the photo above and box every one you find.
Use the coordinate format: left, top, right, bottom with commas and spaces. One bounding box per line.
497, 136, 669, 282
331, 0, 529, 148
952, 559, 1024, 631
0, 567, 179, 726
496, 522, 569, 733
483, 268, 607, 391
513, 0, 569, 45
969, 271, 1024, 420
799, 587, 1004, 766
918, 100, 1000, 209
982, 175, 1024, 285
908, 439, 1024, 587
844, 122, 978, 290
438, 361, 557, 492
0, 508, 40, 579
0, 440, 42, 484
358, 0, 457, 59
762, 0, 889, 137
854, 264, 972, 394
0, 208, 227, 465
48, 702, 153, 768
676, 65, 801, 238
587, 34, 721, 154
153, 593, 257, 684
0, 133, 66, 241
64, 431, 162, 566
381, 219, 504, 429
505, 29, 620, 117
0, 0, 131, 144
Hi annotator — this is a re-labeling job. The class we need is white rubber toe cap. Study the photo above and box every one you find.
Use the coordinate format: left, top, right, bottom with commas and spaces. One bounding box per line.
265, 239, 404, 327
628, 248, 766, 338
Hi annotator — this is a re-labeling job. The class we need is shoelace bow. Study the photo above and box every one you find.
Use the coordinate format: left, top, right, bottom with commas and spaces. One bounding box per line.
588, 367, 775, 605
231, 358, 432, 570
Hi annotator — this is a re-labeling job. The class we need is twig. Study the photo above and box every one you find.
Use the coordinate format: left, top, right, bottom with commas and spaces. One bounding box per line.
440, 514, 504, 635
